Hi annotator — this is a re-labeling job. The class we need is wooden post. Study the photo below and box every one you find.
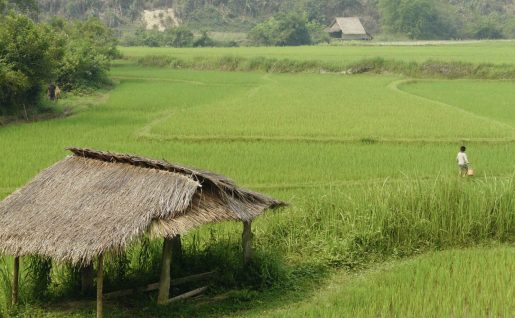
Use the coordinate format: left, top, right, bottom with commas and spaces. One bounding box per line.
81, 262, 95, 295
242, 221, 253, 265
96, 255, 104, 318
157, 238, 173, 305
12, 257, 19, 306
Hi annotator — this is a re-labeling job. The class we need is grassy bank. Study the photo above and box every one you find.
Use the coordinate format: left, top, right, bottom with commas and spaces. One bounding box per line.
134, 55, 515, 79
120, 41, 515, 65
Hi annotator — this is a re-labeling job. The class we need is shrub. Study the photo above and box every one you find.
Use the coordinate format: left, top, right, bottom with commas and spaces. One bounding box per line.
163, 26, 194, 47
249, 12, 312, 46
193, 30, 216, 47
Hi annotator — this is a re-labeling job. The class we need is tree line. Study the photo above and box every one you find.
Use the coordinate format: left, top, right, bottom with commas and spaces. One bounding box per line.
34, 0, 515, 40
0, 0, 118, 116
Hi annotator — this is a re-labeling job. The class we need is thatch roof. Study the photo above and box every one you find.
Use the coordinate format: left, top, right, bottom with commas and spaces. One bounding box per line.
0, 148, 286, 264
327, 17, 368, 35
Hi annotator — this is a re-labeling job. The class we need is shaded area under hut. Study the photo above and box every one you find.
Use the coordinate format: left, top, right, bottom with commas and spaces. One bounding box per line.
0, 147, 287, 317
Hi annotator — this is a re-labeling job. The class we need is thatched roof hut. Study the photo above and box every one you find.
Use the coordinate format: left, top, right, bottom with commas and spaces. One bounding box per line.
0, 147, 287, 314
326, 17, 372, 40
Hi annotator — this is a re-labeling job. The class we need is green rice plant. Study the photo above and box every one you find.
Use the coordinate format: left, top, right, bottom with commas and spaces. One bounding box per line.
25, 256, 52, 301
245, 246, 515, 318
0, 257, 13, 314
120, 41, 515, 66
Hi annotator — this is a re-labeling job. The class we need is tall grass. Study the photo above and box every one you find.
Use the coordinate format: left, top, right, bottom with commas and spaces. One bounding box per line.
256, 177, 514, 268
0, 258, 12, 315
136, 55, 515, 79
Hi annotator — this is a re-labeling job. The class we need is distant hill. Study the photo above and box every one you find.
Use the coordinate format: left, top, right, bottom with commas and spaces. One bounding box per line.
36, 0, 514, 39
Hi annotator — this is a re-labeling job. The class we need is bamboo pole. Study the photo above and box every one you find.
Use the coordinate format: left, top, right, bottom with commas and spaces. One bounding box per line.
96, 255, 104, 318
242, 221, 253, 265
12, 257, 19, 306
157, 238, 173, 305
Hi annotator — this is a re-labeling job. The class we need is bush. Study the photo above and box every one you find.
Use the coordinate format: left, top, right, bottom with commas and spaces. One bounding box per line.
249, 12, 312, 46
472, 21, 504, 39
193, 30, 216, 47
164, 26, 194, 47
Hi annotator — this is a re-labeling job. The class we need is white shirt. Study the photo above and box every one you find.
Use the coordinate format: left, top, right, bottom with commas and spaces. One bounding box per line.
456, 152, 469, 165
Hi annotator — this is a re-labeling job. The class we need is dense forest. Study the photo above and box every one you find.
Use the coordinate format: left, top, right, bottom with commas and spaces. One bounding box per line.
34, 0, 515, 39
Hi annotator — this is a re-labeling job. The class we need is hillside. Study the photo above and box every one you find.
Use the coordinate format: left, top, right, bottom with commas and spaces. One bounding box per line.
35, 0, 515, 39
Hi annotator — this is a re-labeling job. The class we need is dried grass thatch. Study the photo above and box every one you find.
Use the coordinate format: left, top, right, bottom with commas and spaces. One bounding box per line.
0, 148, 286, 264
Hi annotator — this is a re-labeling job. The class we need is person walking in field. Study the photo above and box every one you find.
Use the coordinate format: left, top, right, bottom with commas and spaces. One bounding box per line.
456, 146, 470, 177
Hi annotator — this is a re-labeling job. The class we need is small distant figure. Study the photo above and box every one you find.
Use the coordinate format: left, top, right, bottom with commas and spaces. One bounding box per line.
55, 86, 61, 101
47, 83, 56, 101
456, 146, 470, 177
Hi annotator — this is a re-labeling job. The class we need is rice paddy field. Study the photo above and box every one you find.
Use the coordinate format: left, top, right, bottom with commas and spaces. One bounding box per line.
0, 41, 514, 317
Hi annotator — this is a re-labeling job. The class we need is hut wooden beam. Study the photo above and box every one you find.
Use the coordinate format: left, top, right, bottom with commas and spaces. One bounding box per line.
242, 221, 253, 265
157, 237, 173, 305
96, 255, 104, 318
12, 256, 19, 306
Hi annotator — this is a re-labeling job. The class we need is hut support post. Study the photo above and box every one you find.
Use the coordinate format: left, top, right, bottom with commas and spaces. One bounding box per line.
242, 221, 253, 265
96, 255, 104, 318
12, 256, 19, 306
157, 237, 173, 305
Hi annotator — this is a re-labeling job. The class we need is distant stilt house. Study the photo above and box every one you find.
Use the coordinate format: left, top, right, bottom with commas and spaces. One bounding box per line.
0, 147, 287, 318
326, 17, 372, 40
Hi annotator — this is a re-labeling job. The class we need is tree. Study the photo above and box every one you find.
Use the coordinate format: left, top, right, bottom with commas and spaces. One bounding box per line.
163, 26, 194, 47
0, 13, 53, 113
46, 18, 116, 90
249, 12, 312, 46
379, 0, 457, 39
193, 30, 215, 47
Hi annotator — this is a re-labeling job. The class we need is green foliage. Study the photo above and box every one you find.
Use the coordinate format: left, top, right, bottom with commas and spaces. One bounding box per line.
121, 27, 196, 48
0, 61, 29, 115
472, 20, 504, 39
26, 256, 52, 301
44, 17, 115, 91
193, 30, 216, 47
306, 21, 330, 44
379, 0, 457, 39
0, 13, 53, 114
164, 26, 194, 47
0, 12, 116, 116
249, 12, 312, 46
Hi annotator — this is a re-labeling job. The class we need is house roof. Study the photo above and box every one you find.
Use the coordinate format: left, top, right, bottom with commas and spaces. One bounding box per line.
0, 148, 286, 264
327, 17, 368, 35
